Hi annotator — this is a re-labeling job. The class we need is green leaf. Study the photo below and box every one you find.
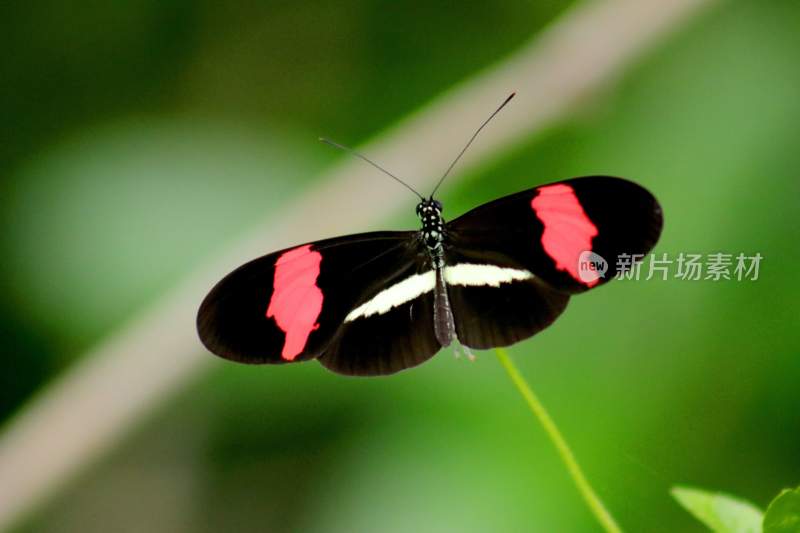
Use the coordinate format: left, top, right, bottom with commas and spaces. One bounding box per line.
763, 486, 800, 533
672, 486, 763, 533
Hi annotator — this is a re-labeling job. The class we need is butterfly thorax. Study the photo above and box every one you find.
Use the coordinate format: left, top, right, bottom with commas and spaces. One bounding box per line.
416, 199, 445, 259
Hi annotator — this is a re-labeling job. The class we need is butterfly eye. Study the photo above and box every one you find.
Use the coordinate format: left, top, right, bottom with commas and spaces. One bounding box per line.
433, 200, 443, 211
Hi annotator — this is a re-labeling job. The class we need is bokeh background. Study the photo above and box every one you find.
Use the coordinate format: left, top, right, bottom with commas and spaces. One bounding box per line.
2, 0, 799, 531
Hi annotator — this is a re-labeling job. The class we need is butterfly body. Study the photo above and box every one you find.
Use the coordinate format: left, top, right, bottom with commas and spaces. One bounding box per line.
416, 198, 458, 347
198, 175, 662, 376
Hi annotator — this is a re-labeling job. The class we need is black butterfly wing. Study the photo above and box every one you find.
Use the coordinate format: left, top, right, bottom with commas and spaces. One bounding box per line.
197, 231, 439, 374
441, 248, 570, 349
443, 176, 662, 349
446, 176, 663, 294
317, 265, 440, 376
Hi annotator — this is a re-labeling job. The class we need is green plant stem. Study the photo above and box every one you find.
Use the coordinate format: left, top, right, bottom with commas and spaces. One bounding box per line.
495, 347, 623, 533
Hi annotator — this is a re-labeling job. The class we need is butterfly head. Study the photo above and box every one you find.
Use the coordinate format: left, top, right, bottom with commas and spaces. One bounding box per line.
415, 199, 442, 218
416, 199, 445, 249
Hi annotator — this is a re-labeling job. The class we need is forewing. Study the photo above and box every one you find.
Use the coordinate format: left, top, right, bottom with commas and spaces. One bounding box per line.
197, 231, 423, 365
446, 176, 663, 293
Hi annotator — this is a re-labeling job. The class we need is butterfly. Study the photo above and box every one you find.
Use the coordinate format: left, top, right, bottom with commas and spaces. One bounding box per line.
197, 94, 663, 376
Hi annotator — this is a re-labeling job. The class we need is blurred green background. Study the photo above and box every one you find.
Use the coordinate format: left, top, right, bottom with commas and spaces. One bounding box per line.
1, 0, 799, 531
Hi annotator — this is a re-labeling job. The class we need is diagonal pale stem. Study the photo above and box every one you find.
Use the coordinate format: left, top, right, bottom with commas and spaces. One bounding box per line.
495, 347, 623, 533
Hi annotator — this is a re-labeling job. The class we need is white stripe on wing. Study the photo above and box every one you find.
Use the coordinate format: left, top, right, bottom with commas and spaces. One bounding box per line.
444, 263, 533, 287
344, 271, 436, 322
343, 264, 534, 322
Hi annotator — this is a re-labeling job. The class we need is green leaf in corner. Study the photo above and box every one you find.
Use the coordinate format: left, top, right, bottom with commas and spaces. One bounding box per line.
763, 486, 800, 533
671, 486, 763, 533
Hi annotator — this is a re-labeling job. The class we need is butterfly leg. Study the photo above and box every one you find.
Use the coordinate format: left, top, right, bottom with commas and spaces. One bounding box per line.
450, 342, 475, 361
462, 344, 475, 361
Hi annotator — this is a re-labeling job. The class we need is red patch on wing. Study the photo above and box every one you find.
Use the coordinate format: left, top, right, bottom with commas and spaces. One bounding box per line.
266, 244, 323, 360
531, 184, 599, 287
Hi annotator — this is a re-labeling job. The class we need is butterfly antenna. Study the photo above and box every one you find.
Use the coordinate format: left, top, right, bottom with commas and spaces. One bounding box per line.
429, 92, 515, 199
319, 137, 425, 200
